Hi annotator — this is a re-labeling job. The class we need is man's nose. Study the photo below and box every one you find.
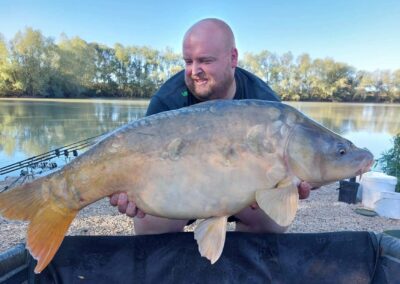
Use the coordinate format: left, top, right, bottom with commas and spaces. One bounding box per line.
191, 62, 203, 76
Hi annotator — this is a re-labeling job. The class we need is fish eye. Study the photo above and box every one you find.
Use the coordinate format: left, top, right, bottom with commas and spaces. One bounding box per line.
336, 143, 347, 156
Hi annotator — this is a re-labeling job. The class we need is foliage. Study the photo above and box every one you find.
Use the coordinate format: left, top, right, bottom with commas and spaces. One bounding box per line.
378, 133, 400, 192
0, 27, 399, 101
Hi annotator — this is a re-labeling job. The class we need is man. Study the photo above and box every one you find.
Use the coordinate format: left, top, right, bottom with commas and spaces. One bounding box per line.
110, 18, 313, 234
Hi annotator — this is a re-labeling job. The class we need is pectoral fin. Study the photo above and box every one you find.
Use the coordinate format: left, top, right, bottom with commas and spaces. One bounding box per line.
256, 183, 298, 227
194, 216, 228, 264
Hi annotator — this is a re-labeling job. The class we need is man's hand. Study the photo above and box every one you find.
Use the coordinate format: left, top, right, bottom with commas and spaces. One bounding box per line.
109, 193, 146, 218
298, 181, 313, 199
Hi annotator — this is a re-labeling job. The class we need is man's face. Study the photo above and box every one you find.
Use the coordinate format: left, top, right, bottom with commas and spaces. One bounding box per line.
183, 34, 237, 101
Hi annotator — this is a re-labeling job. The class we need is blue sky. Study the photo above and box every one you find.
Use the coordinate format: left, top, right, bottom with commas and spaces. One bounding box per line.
1, 0, 399, 71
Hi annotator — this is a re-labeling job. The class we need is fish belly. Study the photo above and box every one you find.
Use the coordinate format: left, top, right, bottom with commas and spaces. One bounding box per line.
129, 154, 275, 219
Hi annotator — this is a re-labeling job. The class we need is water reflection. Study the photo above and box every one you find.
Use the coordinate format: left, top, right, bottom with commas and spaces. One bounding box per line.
0, 99, 148, 168
287, 102, 400, 161
0, 99, 399, 171
289, 102, 400, 135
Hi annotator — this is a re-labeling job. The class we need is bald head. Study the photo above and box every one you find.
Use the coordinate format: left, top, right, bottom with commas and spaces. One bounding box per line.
182, 18, 238, 101
183, 18, 236, 53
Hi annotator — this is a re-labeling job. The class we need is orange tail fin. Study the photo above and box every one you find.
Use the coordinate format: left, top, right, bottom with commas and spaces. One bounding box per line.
0, 181, 77, 273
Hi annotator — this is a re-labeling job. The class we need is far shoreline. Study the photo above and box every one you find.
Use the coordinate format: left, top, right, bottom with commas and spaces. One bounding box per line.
1, 97, 400, 106
0, 97, 150, 105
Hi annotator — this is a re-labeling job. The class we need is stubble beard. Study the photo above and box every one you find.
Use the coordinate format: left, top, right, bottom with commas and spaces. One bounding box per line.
185, 70, 234, 101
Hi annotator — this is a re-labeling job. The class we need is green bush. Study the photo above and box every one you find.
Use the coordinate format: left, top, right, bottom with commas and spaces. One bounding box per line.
378, 133, 400, 192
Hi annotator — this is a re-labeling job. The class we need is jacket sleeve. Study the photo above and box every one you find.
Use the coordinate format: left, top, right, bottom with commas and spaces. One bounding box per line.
145, 96, 171, 116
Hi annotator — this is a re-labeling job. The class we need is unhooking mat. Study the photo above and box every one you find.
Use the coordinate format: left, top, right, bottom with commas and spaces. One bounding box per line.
16, 231, 400, 283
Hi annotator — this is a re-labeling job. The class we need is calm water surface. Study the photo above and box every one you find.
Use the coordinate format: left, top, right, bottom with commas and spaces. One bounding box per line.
1, 98, 399, 173
0, 98, 148, 171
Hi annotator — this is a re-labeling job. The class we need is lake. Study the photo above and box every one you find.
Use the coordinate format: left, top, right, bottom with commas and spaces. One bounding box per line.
1, 98, 399, 175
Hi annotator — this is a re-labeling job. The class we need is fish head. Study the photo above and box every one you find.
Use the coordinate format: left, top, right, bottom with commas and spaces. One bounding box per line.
285, 121, 374, 187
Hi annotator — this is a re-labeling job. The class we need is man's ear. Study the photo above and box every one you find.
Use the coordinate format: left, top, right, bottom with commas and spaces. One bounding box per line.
231, 48, 238, 68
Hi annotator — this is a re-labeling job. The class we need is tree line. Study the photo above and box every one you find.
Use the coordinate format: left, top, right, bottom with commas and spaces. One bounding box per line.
1, 28, 399, 102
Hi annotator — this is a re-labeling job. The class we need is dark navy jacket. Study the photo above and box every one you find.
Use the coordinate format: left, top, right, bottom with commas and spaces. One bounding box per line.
146, 67, 280, 116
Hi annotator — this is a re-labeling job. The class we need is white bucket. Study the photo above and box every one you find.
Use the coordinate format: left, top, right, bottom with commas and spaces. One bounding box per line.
375, 192, 400, 219
360, 171, 399, 219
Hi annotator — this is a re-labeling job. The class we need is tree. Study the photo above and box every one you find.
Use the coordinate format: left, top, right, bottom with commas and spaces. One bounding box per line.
328, 62, 355, 102
9, 28, 58, 97
354, 70, 375, 101
91, 43, 119, 96
296, 53, 312, 100
158, 47, 183, 83
354, 69, 400, 103
376, 70, 396, 103
392, 69, 400, 102
306, 58, 354, 102
275, 52, 301, 101
240, 50, 279, 85
114, 43, 130, 95
1, 27, 398, 101
379, 133, 400, 192
57, 35, 97, 97
0, 34, 12, 96
132, 46, 160, 98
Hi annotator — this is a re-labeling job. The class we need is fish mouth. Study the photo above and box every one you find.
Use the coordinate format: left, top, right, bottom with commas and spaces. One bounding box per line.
355, 158, 375, 180
306, 157, 375, 188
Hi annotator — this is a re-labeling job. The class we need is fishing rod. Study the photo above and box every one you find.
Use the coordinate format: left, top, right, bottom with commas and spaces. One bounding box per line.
0, 142, 92, 176
0, 133, 106, 176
